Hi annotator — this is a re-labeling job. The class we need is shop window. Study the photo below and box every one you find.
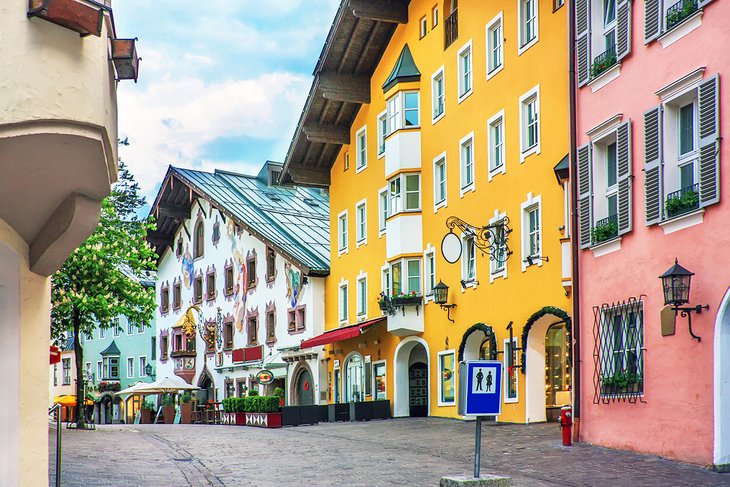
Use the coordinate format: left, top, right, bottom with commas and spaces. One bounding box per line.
546, 323, 572, 408
373, 361, 387, 400
344, 354, 365, 402
503, 339, 518, 402
438, 351, 456, 404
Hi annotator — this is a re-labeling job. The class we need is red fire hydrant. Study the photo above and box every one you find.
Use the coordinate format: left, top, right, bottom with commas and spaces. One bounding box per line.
560, 406, 572, 446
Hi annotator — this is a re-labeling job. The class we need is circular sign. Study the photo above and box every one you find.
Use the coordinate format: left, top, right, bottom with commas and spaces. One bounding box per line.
255, 369, 274, 385
441, 231, 463, 264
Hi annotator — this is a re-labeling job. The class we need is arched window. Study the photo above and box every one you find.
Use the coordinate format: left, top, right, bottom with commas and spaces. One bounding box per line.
479, 338, 492, 360
194, 220, 204, 258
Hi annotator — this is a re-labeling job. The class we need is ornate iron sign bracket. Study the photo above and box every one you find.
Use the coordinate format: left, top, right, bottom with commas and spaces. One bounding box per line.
443, 216, 513, 265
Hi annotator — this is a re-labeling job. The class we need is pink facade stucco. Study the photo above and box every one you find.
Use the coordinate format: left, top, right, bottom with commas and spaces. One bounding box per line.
575, 0, 729, 466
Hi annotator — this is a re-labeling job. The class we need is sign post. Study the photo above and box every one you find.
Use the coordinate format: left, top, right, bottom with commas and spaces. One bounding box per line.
458, 360, 503, 479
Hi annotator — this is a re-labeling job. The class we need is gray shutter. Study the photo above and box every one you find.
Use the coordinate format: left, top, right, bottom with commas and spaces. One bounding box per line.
616, 121, 632, 235
576, 0, 591, 87
616, 0, 631, 61
644, 0, 662, 44
698, 0, 714, 8
577, 143, 593, 248
698, 74, 720, 207
644, 106, 663, 225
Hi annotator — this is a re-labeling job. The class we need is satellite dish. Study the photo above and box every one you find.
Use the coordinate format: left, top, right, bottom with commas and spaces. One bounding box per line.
441, 231, 462, 264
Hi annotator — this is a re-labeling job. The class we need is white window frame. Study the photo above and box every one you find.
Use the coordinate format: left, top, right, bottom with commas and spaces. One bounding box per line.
432, 5, 439, 27
99, 327, 105, 339
127, 319, 134, 336
96, 361, 102, 382
486, 12, 504, 79
433, 152, 448, 212
112, 318, 120, 337
127, 357, 134, 378
381, 264, 391, 299
420, 15, 428, 38
520, 193, 543, 272
437, 349, 457, 406
457, 40, 474, 103
487, 110, 506, 180
377, 111, 387, 158
489, 210, 509, 282
389, 258, 423, 296
339, 279, 349, 324
503, 338, 519, 403
355, 126, 367, 173
337, 210, 348, 255
459, 132, 476, 197
588, 124, 621, 225
378, 187, 388, 237
387, 90, 420, 134
139, 356, 147, 377
519, 85, 541, 162
388, 173, 422, 215
518, 0, 539, 55
424, 245, 436, 301
356, 272, 368, 319
461, 232, 477, 289
373, 359, 388, 400
355, 199, 367, 247
431, 66, 446, 124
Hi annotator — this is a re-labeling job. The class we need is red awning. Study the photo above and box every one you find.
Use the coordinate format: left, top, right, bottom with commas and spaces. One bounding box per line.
300, 317, 385, 349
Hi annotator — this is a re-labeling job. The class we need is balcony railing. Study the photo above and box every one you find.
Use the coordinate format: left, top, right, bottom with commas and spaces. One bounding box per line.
591, 44, 617, 79
665, 183, 699, 218
666, 0, 699, 31
444, 9, 458, 49
590, 214, 618, 245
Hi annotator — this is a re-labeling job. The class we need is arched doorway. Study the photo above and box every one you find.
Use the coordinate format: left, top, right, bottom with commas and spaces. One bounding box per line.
197, 367, 215, 404
343, 353, 365, 402
714, 288, 730, 467
394, 337, 430, 417
459, 323, 498, 362
292, 364, 314, 406
522, 307, 572, 423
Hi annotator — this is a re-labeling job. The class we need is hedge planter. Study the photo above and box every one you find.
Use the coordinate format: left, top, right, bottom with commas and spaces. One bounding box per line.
349, 401, 374, 421
372, 400, 391, 420
245, 412, 282, 428
180, 402, 192, 424
328, 403, 350, 422
281, 405, 319, 426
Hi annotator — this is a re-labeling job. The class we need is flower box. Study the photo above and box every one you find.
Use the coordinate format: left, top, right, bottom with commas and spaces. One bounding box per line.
28, 0, 104, 37
245, 412, 282, 428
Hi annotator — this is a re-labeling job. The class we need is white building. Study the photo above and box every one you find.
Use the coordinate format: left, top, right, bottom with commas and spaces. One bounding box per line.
149, 162, 330, 406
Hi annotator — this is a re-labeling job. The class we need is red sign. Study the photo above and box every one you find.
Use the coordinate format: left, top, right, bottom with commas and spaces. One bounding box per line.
50, 346, 61, 365
232, 345, 264, 364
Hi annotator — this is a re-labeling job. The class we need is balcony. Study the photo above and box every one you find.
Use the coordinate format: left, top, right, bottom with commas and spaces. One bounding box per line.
665, 183, 699, 219
444, 9, 458, 49
591, 45, 617, 80
591, 214, 618, 246
387, 299, 424, 336
384, 129, 421, 178
666, 0, 699, 31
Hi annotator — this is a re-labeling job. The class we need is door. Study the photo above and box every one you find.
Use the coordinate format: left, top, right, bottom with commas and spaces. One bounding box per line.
408, 363, 428, 417
334, 368, 341, 403
296, 369, 314, 406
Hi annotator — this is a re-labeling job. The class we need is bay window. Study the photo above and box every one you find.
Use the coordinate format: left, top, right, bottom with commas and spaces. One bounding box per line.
387, 91, 420, 134
388, 173, 421, 215
388, 258, 422, 296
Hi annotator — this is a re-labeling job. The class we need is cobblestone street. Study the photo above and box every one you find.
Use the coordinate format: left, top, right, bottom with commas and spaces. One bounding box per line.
49, 418, 729, 486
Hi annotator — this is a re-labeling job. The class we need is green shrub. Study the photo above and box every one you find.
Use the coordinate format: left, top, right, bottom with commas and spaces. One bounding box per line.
590, 219, 618, 245
180, 391, 192, 404
666, 189, 699, 218
248, 389, 259, 397
273, 387, 285, 399
142, 400, 155, 411
222, 397, 231, 413
161, 394, 176, 407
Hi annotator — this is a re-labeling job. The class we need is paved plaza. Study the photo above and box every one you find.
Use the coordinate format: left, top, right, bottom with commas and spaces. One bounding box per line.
49, 418, 729, 486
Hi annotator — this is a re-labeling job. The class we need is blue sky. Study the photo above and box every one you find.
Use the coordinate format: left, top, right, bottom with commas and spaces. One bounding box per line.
113, 0, 340, 210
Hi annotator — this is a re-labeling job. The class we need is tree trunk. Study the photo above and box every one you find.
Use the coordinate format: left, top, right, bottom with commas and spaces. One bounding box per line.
73, 311, 87, 428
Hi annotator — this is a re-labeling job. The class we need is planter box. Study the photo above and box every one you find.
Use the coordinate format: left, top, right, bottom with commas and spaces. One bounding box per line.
393, 296, 423, 306
316, 405, 330, 423
372, 400, 391, 420
245, 412, 282, 428
281, 406, 301, 426
162, 406, 175, 424
235, 412, 247, 425
328, 403, 350, 422
349, 401, 374, 421
179, 402, 192, 424
139, 409, 154, 424
28, 0, 104, 37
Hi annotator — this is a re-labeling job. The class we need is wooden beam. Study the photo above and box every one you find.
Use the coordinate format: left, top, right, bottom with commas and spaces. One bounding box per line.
350, 0, 408, 24
317, 73, 371, 104
146, 230, 173, 248
157, 202, 189, 219
303, 123, 350, 145
286, 164, 331, 187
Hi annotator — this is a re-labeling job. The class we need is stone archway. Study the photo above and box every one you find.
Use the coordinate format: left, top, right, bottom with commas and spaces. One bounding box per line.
290, 361, 315, 406
197, 366, 215, 404
714, 287, 730, 469
394, 337, 430, 417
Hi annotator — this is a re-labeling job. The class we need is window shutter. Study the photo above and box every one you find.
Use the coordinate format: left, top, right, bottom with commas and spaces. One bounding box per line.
644, 0, 662, 44
577, 143, 593, 248
616, 121, 632, 235
576, 0, 591, 87
698, 74, 720, 208
616, 0, 631, 61
643, 106, 663, 225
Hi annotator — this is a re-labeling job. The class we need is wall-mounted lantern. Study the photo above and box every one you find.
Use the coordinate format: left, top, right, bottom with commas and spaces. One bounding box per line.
433, 280, 457, 323
659, 258, 709, 342
144, 363, 156, 381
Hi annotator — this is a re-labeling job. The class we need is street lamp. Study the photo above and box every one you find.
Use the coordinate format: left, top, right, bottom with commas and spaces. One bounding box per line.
659, 258, 709, 342
433, 280, 457, 323
145, 363, 156, 380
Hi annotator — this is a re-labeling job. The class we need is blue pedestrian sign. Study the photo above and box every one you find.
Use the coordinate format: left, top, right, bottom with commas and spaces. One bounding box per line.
458, 360, 503, 416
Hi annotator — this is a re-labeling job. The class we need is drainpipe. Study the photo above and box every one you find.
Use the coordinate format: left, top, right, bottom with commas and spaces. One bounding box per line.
568, 0, 581, 441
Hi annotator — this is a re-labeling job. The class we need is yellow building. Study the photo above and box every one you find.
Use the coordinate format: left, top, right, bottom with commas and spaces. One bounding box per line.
284, 0, 571, 423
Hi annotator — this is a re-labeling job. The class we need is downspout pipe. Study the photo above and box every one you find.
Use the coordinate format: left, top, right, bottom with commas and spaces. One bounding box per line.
568, 0, 582, 439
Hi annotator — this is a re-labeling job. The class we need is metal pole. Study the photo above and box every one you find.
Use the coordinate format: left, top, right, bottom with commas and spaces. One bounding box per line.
55, 405, 62, 487
474, 416, 482, 478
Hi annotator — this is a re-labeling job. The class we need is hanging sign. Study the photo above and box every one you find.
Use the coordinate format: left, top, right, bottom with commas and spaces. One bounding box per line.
441, 231, 463, 264
255, 369, 275, 385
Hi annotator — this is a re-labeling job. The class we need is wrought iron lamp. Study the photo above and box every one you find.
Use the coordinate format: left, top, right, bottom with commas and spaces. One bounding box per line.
144, 363, 156, 380
433, 280, 457, 323
659, 258, 709, 342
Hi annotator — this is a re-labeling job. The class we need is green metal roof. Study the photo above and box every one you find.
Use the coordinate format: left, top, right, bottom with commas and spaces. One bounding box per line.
169, 164, 330, 274
382, 44, 421, 92
553, 154, 570, 183
100, 340, 121, 356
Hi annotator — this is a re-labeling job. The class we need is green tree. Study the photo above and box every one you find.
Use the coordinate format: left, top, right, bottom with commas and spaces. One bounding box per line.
51, 160, 157, 428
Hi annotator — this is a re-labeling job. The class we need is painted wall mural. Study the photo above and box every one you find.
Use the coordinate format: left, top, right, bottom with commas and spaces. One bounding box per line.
232, 249, 248, 332
285, 262, 304, 308
181, 244, 194, 288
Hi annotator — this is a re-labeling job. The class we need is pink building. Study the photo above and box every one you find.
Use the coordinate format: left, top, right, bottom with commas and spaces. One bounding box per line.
573, 0, 728, 468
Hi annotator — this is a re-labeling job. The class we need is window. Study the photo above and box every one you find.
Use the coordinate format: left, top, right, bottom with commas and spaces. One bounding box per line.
246, 254, 257, 287
432, 5, 439, 27
677, 102, 698, 191
357, 276, 367, 317
488, 111, 505, 178
424, 249, 436, 297
504, 339, 518, 402
223, 319, 233, 350
160, 335, 169, 361
378, 188, 388, 235
194, 220, 204, 258
338, 211, 348, 253
391, 261, 401, 295
554, 0, 565, 9
457, 41, 473, 100
84, 362, 91, 381
382, 267, 392, 299
266, 312, 276, 343
140, 356, 148, 377
460, 133, 475, 193
151, 336, 156, 360
127, 357, 134, 378
96, 361, 102, 382
374, 361, 387, 400
176, 238, 183, 258
390, 258, 421, 295
206, 271, 216, 300
99, 327, 105, 339
247, 316, 258, 346
519, 0, 538, 51
160, 286, 170, 313
377, 111, 387, 156
438, 351, 456, 405
212, 219, 221, 243
356, 200, 367, 246
339, 282, 349, 323
433, 154, 447, 210
288, 309, 296, 332
62, 358, 71, 385
520, 193, 543, 270
598, 300, 644, 397
519, 87, 540, 160
462, 234, 476, 285
266, 247, 276, 281
356, 127, 367, 172
127, 320, 134, 335
344, 152, 350, 171
193, 275, 203, 304
420, 16, 428, 38
527, 206, 540, 258
431, 68, 445, 122
224, 263, 234, 296
103, 356, 119, 380
53, 364, 58, 386
578, 0, 630, 86
387, 91, 420, 134
365, 356, 373, 396
112, 318, 121, 337
489, 213, 508, 280
388, 173, 421, 215
296, 306, 306, 330
486, 13, 503, 76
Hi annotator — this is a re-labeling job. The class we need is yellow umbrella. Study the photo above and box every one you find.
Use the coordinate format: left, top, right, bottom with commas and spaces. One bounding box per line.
53, 395, 93, 407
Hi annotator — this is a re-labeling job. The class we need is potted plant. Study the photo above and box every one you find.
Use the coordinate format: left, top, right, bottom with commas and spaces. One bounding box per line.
378, 292, 389, 311
391, 291, 423, 306
590, 218, 619, 245
273, 387, 286, 407
665, 188, 699, 218
179, 392, 193, 424
161, 394, 176, 424
140, 400, 155, 424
